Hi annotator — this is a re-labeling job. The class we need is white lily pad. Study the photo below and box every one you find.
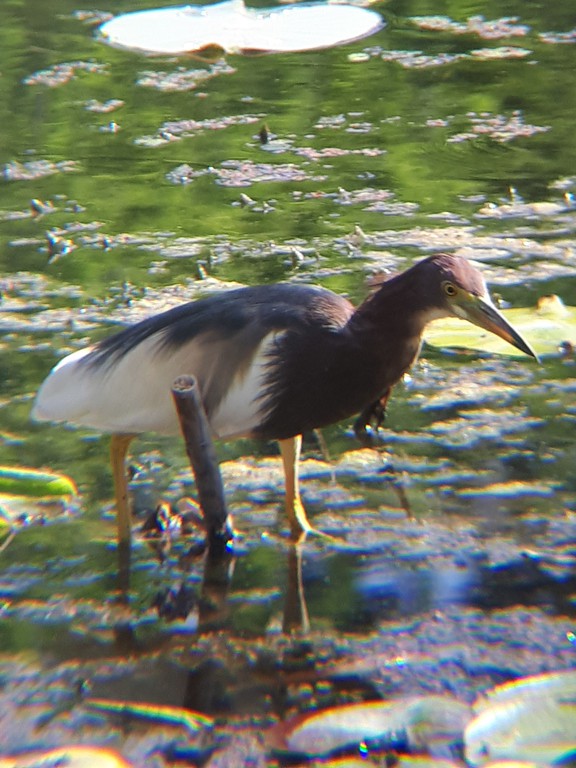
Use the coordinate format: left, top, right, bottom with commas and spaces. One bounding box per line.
268, 696, 470, 757
465, 697, 576, 766
267, 700, 396, 756
98, 0, 384, 56
466, 672, 576, 768
425, 295, 576, 358
475, 670, 576, 712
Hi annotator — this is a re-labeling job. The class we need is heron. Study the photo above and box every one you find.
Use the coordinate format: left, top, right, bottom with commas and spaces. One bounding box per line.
32, 254, 536, 542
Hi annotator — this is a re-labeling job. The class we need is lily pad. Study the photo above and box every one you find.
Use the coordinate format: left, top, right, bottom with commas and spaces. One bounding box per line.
0, 466, 77, 497
0, 746, 132, 768
425, 295, 576, 357
268, 696, 470, 758
465, 697, 576, 766
98, 0, 384, 56
475, 669, 576, 711
465, 668, 576, 767
86, 698, 214, 734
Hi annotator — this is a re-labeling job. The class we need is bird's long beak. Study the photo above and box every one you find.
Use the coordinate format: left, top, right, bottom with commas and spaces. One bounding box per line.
458, 294, 538, 360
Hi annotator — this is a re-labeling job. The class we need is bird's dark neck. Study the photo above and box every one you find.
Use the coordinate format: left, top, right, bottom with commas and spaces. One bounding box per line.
255, 268, 436, 441
350, 266, 433, 336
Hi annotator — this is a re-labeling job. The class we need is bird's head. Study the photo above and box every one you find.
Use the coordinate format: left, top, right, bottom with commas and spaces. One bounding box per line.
423, 253, 537, 359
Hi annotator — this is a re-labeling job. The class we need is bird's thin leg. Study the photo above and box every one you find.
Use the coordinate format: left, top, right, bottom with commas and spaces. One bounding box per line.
279, 435, 313, 541
111, 433, 135, 545
352, 390, 413, 517
283, 544, 310, 633
313, 428, 336, 484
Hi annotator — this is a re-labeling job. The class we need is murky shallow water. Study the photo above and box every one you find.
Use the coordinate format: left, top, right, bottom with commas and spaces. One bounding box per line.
0, 0, 575, 763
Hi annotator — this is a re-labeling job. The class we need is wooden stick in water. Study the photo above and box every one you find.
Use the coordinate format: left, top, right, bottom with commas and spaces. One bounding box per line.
171, 375, 233, 549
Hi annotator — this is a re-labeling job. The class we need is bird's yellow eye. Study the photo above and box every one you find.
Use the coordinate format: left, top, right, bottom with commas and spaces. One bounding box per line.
443, 281, 457, 297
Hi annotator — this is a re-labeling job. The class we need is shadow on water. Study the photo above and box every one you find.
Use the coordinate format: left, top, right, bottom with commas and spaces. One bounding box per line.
33, 527, 569, 716
4, 503, 574, 663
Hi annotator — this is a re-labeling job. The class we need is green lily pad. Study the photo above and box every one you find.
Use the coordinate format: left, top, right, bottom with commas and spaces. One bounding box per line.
425, 295, 575, 358
0, 466, 77, 497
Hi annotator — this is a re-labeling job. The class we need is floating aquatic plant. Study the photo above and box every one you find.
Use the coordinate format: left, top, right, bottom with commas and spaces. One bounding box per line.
465, 670, 576, 766
425, 295, 576, 358
0, 746, 132, 768
98, 0, 384, 56
267, 696, 470, 758
0, 466, 77, 498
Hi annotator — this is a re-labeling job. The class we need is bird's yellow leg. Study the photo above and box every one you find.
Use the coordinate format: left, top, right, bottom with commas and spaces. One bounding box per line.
279, 436, 312, 541
110, 433, 135, 545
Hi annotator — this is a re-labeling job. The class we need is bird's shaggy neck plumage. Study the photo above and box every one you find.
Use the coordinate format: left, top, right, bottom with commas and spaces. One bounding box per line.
254, 261, 453, 440
350, 255, 454, 335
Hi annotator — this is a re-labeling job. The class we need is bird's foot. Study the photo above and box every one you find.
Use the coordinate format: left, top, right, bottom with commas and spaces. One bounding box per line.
285, 467, 338, 543
289, 524, 338, 544
353, 398, 388, 448
287, 507, 337, 543
353, 423, 379, 448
